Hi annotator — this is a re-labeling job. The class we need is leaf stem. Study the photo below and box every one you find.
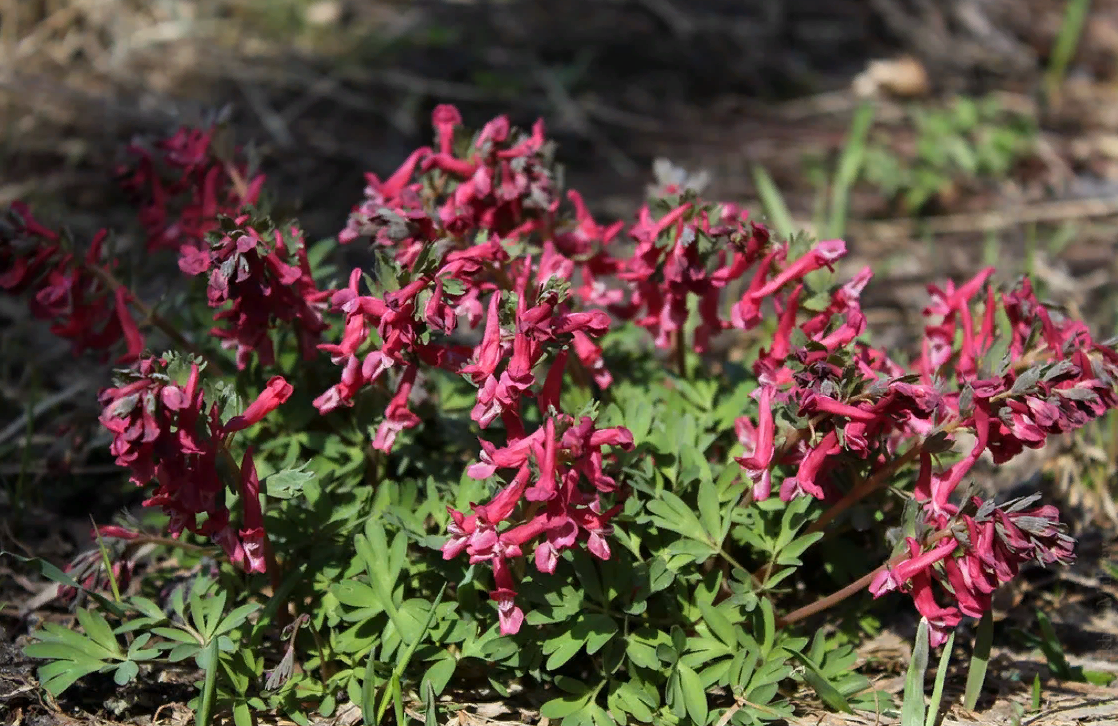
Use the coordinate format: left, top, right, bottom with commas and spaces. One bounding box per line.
778, 528, 953, 628
195, 637, 219, 726
84, 261, 226, 376
673, 329, 687, 379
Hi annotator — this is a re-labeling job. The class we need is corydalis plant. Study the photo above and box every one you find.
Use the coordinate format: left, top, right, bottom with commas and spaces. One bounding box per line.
315, 104, 1117, 639
98, 355, 292, 575
6, 102, 1116, 688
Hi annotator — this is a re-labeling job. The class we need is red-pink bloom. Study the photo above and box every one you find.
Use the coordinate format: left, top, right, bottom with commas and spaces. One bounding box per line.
444, 414, 632, 633
183, 216, 329, 369
98, 357, 288, 574
93, 525, 142, 541
780, 430, 840, 501
373, 366, 422, 452
746, 239, 846, 302
2, 206, 147, 363
735, 385, 776, 499
224, 376, 294, 433
117, 125, 264, 252
431, 104, 462, 155
230, 447, 267, 572
872, 492, 1075, 645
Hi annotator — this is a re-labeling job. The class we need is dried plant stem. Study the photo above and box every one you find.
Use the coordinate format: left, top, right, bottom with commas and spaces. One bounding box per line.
224, 162, 251, 201
673, 328, 687, 378
778, 529, 952, 628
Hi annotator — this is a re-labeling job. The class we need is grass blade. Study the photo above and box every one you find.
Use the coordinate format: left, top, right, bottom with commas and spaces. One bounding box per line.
926, 630, 955, 726
963, 610, 993, 710
424, 682, 438, 726
1035, 609, 1072, 679
361, 646, 378, 726
1045, 0, 1092, 105
375, 584, 448, 724
827, 101, 875, 239
901, 618, 930, 726
751, 165, 796, 241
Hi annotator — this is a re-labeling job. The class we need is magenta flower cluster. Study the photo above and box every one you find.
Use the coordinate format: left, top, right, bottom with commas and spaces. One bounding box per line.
1, 202, 145, 363
117, 125, 265, 254
729, 261, 1116, 644
178, 213, 330, 369
98, 357, 292, 573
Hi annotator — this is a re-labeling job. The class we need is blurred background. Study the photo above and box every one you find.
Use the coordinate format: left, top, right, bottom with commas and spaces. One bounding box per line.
4, 0, 1118, 518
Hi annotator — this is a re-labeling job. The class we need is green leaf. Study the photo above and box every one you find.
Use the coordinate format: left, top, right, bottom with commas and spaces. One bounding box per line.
129, 596, 167, 621
25, 622, 114, 658
421, 656, 457, 698
667, 669, 685, 719
540, 691, 592, 719
332, 581, 381, 609
963, 610, 992, 710
614, 681, 656, 722
786, 647, 853, 714
234, 702, 253, 726
37, 659, 104, 696
214, 602, 261, 637
697, 601, 737, 648
926, 630, 955, 726
646, 492, 708, 542
697, 480, 722, 543
626, 639, 660, 670
625, 398, 653, 444
546, 633, 586, 670
759, 598, 776, 656
1036, 609, 1072, 679
1082, 669, 1118, 686
152, 627, 200, 644
577, 613, 618, 655
22, 641, 100, 663
168, 643, 201, 663
678, 664, 709, 725
114, 660, 139, 686
265, 463, 316, 499
361, 645, 379, 725
75, 609, 123, 658
571, 551, 605, 603
901, 618, 930, 726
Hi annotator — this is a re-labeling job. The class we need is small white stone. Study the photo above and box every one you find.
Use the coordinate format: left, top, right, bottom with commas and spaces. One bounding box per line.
305, 0, 342, 26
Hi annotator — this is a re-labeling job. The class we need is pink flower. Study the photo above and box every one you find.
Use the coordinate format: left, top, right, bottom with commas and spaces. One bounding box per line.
117, 125, 264, 252
780, 430, 839, 501
373, 366, 421, 452
431, 104, 462, 155
224, 376, 294, 433
735, 385, 776, 499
